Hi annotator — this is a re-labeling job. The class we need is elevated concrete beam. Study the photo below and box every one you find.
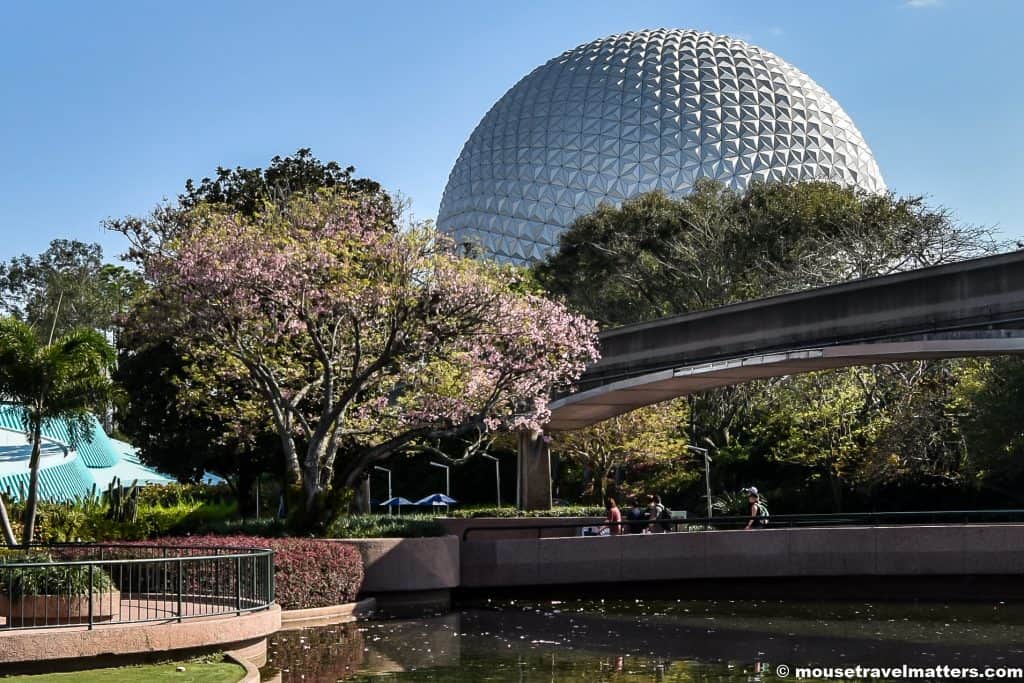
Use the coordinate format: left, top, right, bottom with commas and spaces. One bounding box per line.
550, 337, 1024, 430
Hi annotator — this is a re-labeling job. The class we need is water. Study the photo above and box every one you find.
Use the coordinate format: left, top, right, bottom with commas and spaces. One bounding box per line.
260, 599, 1024, 681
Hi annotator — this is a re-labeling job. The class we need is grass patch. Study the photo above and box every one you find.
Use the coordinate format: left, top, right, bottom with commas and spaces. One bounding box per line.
2, 656, 244, 682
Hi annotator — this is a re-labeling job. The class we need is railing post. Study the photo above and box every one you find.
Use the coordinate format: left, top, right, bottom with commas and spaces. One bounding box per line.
176, 559, 183, 623
265, 552, 273, 607
88, 564, 94, 630
251, 555, 257, 610
236, 556, 242, 615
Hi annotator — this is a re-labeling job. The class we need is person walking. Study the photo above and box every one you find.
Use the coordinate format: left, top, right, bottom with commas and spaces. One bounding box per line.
743, 486, 769, 530
605, 497, 622, 535
627, 497, 646, 534
648, 495, 666, 533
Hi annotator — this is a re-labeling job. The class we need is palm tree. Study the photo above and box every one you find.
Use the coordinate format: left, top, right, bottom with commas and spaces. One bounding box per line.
0, 318, 115, 546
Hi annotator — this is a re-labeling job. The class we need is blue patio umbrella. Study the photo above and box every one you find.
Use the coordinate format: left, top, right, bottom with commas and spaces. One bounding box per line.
380, 496, 414, 507
414, 493, 457, 506
380, 496, 414, 516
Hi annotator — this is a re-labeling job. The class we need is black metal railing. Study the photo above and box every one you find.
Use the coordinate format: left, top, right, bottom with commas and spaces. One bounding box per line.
0, 544, 274, 630
461, 509, 1024, 541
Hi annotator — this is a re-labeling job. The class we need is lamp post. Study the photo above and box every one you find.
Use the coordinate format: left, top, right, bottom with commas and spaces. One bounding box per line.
429, 462, 450, 512
686, 445, 712, 526
482, 454, 501, 508
374, 466, 392, 515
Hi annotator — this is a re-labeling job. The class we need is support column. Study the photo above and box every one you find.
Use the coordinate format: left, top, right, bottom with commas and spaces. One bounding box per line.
516, 429, 552, 510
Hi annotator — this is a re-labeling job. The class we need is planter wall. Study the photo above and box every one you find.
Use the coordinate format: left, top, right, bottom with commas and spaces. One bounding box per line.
0, 589, 120, 626
328, 536, 459, 594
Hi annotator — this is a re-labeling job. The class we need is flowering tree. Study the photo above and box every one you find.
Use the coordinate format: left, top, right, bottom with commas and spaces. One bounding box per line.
144, 190, 598, 515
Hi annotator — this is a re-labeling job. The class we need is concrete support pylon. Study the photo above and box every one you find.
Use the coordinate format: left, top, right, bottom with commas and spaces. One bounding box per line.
516, 429, 552, 510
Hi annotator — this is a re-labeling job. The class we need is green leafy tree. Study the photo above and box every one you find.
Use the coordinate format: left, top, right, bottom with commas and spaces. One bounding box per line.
957, 357, 1024, 503
0, 240, 142, 340
535, 181, 1002, 511
0, 319, 115, 546
552, 399, 689, 503
536, 180, 997, 326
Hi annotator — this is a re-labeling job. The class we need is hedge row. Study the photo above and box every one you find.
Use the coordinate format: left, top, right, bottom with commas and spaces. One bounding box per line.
130, 535, 364, 610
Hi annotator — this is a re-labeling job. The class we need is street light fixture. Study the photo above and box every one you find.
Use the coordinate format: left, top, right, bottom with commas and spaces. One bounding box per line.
482, 454, 501, 508
374, 466, 393, 515
429, 461, 450, 497
686, 445, 712, 525
429, 461, 451, 512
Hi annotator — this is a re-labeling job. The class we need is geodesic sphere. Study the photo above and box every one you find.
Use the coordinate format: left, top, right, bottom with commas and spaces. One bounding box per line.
437, 29, 885, 264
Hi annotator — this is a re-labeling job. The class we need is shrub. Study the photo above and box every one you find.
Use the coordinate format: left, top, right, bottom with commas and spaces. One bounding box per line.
5, 494, 239, 544
0, 551, 113, 599
443, 505, 605, 519
200, 517, 287, 538
136, 483, 234, 507
130, 535, 364, 609
326, 514, 445, 539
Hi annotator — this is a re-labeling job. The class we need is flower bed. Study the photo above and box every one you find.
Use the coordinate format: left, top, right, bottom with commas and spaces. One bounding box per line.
127, 535, 364, 610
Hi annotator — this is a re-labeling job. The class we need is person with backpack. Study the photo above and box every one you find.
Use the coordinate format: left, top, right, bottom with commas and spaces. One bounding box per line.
626, 497, 647, 534
743, 486, 769, 530
647, 494, 671, 533
657, 495, 674, 532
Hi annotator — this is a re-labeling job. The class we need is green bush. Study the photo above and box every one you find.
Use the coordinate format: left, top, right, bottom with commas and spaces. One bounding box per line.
326, 514, 445, 539
7, 496, 239, 544
443, 505, 605, 519
136, 483, 233, 507
199, 517, 287, 537
0, 551, 113, 599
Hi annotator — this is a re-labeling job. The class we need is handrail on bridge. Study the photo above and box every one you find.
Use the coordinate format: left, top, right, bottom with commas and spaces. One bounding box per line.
0, 543, 275, 631
460, 509, 1024, 541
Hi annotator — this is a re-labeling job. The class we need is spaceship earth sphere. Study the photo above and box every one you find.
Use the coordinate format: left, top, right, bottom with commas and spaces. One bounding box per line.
437, 29, 885, 264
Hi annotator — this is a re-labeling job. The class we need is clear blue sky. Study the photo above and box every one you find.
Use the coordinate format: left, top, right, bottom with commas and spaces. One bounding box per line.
1, 0, 1021, 261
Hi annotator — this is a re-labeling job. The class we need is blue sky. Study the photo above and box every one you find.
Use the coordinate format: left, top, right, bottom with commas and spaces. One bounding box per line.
1, 0, 1021, 261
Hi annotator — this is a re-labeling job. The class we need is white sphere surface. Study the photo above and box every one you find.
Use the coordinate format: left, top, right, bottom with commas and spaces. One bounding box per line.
438, 29, 885, 264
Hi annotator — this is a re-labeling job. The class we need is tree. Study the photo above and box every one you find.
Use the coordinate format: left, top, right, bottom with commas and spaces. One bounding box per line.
957, 357, 1024, 503
113, 333, 282, 514
111, 148, 394, 265
0, 319, 115, 545
552, 399, 688, 502
110, 150, 387, 512
535, 180, 998, 326
534, 180, 1002, 512
137, 189, 597, 520
0, 240, 142, 340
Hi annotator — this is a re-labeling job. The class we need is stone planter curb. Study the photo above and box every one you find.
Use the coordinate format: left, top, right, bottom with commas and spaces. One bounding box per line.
224, 649, 261, 683
279, 597, 376, 630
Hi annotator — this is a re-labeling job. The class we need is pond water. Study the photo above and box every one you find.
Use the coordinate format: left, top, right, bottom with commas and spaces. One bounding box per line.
260, 599, 1024, 682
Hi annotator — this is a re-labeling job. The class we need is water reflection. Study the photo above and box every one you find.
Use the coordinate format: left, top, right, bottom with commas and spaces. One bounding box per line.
260, 599, 1024, 681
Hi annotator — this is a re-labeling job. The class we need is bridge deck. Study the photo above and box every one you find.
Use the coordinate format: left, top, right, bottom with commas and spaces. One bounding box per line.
550, 251, 1024, 429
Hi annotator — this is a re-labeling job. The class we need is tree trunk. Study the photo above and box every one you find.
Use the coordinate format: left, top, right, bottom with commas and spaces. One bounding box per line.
827, 468, 844, 513
21, 421, 43, 547
0, 493, 15, 547
236, 467, 256, 518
